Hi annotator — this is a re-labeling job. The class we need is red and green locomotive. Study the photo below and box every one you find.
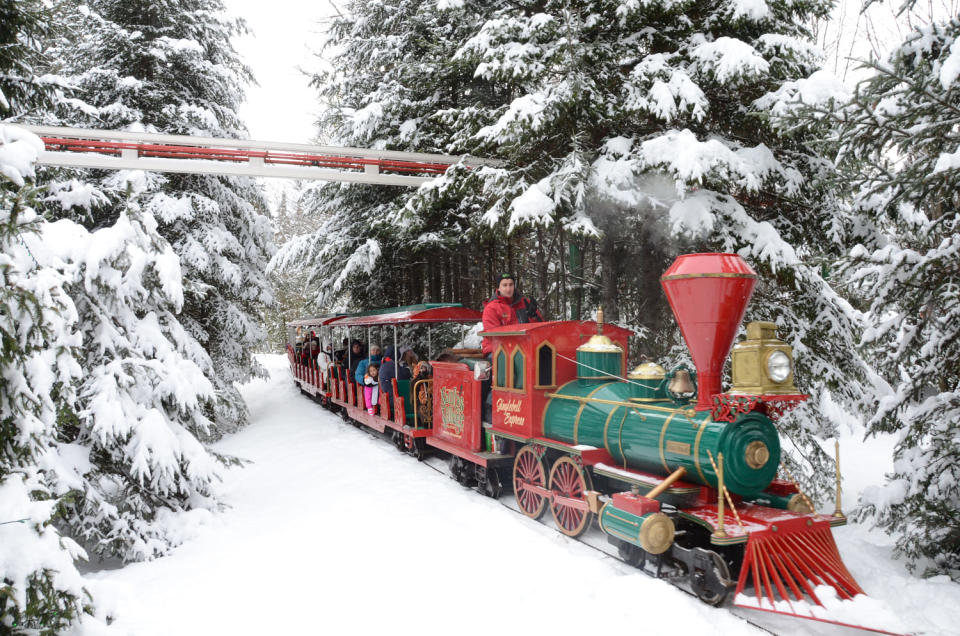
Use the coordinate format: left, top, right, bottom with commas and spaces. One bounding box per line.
288, 253, 873, 631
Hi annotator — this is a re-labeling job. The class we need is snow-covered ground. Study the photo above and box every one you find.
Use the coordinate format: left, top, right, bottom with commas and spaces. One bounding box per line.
82, 355, 960, 635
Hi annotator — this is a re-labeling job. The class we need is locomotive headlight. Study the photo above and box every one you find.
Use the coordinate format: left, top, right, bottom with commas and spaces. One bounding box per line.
766, 350, 791, 383
731, 322, 799, 395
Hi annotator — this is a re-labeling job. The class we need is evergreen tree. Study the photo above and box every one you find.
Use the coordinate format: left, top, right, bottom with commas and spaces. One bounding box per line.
0, 0, 53, 117
833, 17, 960, 579
0, 125, 93, 635
265, 186, 320, 351
40, 182, 226, 562
297, 0, 870, 498
44, 0, 274, 438
3, 0, 270, 563
273, 0, 502, 311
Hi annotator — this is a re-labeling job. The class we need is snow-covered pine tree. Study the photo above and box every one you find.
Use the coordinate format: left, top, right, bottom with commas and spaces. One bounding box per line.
2, 0, 268, 563
272, 0, 501, 311
36, 175, 228, 562
0, 0, 54, 118
265, 186, 320, 350
833, 17, 960, 579
409, 0, 869, 497
48, 0, 274, 438
0, 125, 93, 634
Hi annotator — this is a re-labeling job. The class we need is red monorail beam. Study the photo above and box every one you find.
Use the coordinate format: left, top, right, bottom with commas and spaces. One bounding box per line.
18, 125, 503, 187
40, 137, 451, 175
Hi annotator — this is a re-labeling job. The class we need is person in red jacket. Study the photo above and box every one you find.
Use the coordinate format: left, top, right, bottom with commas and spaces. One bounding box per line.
481, 274, 543, 355
480, 274, 543, 429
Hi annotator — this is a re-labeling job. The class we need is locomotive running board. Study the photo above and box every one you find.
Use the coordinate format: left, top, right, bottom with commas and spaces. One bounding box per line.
732, 518, 908, 635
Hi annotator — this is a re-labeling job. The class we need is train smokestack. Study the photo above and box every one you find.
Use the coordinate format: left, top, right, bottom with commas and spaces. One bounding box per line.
660, 254, 757, 411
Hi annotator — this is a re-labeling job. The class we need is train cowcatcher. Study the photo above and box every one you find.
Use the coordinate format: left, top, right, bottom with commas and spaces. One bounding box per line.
287, 253, 892, 634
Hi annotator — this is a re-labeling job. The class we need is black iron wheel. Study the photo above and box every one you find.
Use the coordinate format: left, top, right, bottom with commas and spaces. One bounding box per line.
690, 551, 731, 606
484, 468, 502, 499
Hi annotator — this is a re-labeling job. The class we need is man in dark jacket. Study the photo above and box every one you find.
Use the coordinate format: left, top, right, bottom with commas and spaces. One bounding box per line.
347, 339, 366, 380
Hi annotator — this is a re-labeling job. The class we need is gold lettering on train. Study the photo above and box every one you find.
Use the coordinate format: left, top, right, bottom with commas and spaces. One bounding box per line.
496, 398, 525, 427
440, 387, 465, 438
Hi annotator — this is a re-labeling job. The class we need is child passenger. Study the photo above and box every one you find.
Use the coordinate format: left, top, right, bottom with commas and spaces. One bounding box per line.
363, 362, 380, 415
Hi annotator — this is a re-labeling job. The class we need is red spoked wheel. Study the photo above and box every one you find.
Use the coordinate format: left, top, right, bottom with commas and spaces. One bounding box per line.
513, 445, 548, 520
549, 456, 593, 537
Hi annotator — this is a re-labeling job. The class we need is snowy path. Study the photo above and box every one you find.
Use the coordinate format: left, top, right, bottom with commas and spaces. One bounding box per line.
85, 355, 960, 635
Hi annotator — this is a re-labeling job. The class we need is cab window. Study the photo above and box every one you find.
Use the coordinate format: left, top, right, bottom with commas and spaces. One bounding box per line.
495, 347, 507, 388
536, 342, 555, 387
512, 349, 525, 390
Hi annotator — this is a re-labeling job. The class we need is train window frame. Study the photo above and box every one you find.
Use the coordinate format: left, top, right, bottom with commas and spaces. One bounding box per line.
534, 341, 557, 389
494, 345, 508, 388
511, 348, 525, 390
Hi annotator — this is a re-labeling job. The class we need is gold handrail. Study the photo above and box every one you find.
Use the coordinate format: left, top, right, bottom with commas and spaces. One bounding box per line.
706, 449, 744, 530
715, 452, 726, 538
412, 379, 433, 429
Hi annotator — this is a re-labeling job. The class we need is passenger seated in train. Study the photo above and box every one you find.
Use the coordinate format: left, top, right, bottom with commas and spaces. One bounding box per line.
300, 337, 321, 368
412, 359, 434, 426
333, 338, 349, 378
400, 348, 418, 376
379, 345, 413, 408
348, 339, 367, 379
362, 362, 380, 415
354, 344, 382, 384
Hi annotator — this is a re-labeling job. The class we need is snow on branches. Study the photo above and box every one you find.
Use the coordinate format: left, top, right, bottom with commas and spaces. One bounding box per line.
0, 124, 94, 632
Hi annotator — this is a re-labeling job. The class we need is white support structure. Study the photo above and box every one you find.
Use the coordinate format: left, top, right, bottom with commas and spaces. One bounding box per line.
17, 125, 504, 187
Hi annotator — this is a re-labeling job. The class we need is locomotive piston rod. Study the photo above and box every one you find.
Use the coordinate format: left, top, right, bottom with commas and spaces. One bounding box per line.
646, 467, 687, 500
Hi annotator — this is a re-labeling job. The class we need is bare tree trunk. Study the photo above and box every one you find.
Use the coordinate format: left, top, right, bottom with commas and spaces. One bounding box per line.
460, 251, 471, 306
410, 260, 424, 303
488, 241, 496, 297
600, 230, 619, 322
443, 253, 453, 303
429, 256, 442, 302
571, 237, 583, 320
558, 227, 567, 319
535, 226, 547, 309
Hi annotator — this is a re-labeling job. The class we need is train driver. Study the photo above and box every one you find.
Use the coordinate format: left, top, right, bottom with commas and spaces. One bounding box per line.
480, 273, 544, 426
481, 273, 544, 356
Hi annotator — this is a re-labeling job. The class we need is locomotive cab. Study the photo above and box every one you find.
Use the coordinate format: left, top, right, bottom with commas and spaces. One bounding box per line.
480, 319, 633, 442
